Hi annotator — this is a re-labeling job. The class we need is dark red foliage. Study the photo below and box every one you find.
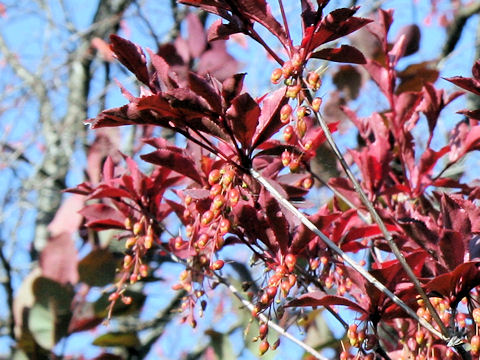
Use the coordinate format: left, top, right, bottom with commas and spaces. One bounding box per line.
70, 2, 480, 359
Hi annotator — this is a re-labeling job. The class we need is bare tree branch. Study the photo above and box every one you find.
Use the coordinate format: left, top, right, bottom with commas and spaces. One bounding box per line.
442, 2, 480, 57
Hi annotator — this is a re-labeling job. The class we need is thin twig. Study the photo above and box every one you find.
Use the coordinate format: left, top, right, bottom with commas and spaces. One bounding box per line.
0, 243, 15, 341
302, 88, 450, 340
221, 279, 328, 360
153, 226, 328, 359
249, 168, 445, 341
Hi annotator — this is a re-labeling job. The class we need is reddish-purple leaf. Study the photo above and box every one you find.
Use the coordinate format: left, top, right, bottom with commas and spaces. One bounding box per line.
149, 47, 182, 90
439, 230, 465, 270
344, 224, 399, 243
394, 91, 423, 129
446, 76, 480, 96
178, 0, 230, 17
420, 83, 445, 145
40, 232, 79, 285
226, 93, 260, 149
425, 261, 480, 307
102, 156, 115, 182
285, 293, 367, 314
259, 189, 290, 255
188, 72, 223, 113
47, 195, 84, 237
231, 200, 272, 248
363, 59, 393, 99
333, 65, 363, 100
222, 73, 246, 106
440, 193, 471, 234
310, 44, 367, 64
235, 0, 288, 48
446, 60, 480, 96
397, 62, 439, 94
305, 8, 372, 51
79, 203, 126, 230
141, 149, 203, 185
110, 35, 149, 85
328, 177, 363, 209
187, 13, 207, 58
251, 87, 288, 149
388, 32, 407, 67
290, 209, 340, 254
165, 88, 213, 116
395, 24, 420, 56
459, 109, 480, 120
448, 122, 480, 162
411, 146, 450, 193
207, 19, 243, 42
300, 0, 317, 30
197, 41, 238, 81
86, 94, 179, 129
88, 185, 133, 201
183, 188, 211, 200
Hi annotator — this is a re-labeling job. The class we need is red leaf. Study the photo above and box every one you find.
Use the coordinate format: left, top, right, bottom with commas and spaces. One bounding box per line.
109, 35, 149, 85
394, 91, 423, 129
197, 41, 238, 81
79, 204, 126, 230
186, 13, 207, 58
290, 208, 340, 254
397, 62, 439, 94
226, 93, 261, 149
86, 94, 178, 129
395, 24, 420, 56
232, 200, 272, 248
165, 88, 213, 116
328, 177, 363, 209
425, 262, 480, 307
147, 48, 180, 91
446, 60, 480, 96
251, 87, 288, 149
459, 109, 480, 120
332, 65, 363, 100
344, 224, 399, 243
47, 195, 84, 237
222, 73, 246, 105
306, 8, 372, 51
207, 19, 243, 42
310, 45, 366, 64
40, 232, 79, 285
439, 230, 465, 270
448, 122, 480, 163
363, 59, 393, 99
91, 37, 114, 62
285, 293, 367, 314
236, 0, 289, 48
188, 72, 222, 113
259, 189, 290, 255
141, 148, 203, 185
411, 146, 450, 193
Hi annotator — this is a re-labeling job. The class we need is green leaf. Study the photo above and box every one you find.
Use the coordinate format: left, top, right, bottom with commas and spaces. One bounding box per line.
78, 248, 119, 287
32, 277, 74, 311
30, 277, 73, 346
28, 304, 55, 350
93, 332, 140, 347
205, 329, 236, 360
12, 349, 30, 360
